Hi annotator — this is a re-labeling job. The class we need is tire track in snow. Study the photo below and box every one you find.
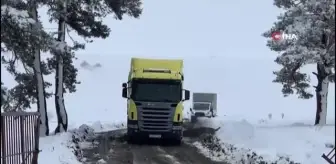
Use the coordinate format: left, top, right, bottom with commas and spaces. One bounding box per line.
160, 142, 223, 164
131, 145, 175, 164
155, 146, 182, 164
80, 124, 226, 164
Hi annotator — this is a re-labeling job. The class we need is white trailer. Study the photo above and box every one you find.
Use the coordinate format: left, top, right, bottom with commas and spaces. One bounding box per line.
189, 93, 217, 123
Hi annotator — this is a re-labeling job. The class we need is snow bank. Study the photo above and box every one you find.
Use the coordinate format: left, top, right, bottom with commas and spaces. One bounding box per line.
193, 134, 300, 164
38, 121, 126, 164
39, 132, 82, 164
193, 117, 335, 164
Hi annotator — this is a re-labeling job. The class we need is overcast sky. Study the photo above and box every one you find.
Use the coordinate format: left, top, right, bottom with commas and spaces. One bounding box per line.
41, 0, 280, 59
2, 0, 334, 124
54, 0, 333, 122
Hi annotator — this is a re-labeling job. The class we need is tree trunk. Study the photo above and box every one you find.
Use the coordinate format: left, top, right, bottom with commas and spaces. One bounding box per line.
30, 2, 49, 136
54, 0, 68, 134
314, 63, 329, 125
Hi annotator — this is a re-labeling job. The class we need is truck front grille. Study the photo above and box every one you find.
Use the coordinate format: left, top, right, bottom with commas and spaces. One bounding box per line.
195, 112, 205, 117
139, 107, 172, 132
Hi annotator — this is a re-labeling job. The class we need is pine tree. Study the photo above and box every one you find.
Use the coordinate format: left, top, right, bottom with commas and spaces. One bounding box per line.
1, 1, 53, 135
263, 0, 335, 125
45, 0, 142, 134
1, 82, 8, 108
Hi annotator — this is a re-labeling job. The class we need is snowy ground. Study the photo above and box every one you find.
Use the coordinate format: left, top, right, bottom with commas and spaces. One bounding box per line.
2, 0, 335, 163
191, 117, 335, 164
2, 54, 335, 164
36, 113, 335, 164
38, 122, 125, 164
23, 54, 333, 164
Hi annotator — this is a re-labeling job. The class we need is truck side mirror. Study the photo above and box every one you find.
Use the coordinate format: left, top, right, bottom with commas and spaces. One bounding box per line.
122, 88, 128, 98
122, 83, 127, 88
184, 89, 190, 101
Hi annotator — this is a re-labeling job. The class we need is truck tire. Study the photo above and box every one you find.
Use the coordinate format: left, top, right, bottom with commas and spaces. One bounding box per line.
127, 128, 139, 144
191, 116, 197, 123
127, 137, 132, 144
173, 138, 182, 145
127, 134, 143, 144
127, 134, 135, 144
168, 136, 182, 146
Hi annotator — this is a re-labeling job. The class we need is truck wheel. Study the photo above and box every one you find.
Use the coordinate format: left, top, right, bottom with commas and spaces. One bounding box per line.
173, 139, 181, 146
170, 137, 182, 146
128, 135, 143, 144
191, 116, 197, 123
127, 135, 134, 144
127, 128, 138, 144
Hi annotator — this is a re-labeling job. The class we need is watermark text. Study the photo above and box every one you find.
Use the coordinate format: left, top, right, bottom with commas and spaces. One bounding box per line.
271, 31, 298, 41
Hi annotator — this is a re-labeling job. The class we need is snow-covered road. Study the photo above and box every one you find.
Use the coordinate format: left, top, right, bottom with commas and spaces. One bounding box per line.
78, 124, 226, 164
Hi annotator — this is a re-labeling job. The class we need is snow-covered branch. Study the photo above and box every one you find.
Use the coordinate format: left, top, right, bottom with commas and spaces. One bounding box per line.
264, 0, 335, 125
50, 40, 70, 54
1, 5, 35, 28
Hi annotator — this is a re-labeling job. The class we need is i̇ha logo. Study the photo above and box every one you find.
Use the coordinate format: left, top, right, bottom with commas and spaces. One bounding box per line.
271, 31, 282, 41
271, 31, 297, 41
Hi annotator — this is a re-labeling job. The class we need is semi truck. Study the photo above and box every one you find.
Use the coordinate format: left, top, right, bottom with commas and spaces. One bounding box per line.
189, 93, 217, 123
121, 58, 190, 145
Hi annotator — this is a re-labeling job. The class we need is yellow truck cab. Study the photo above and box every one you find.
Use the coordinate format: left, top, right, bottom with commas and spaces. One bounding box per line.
122, 58, 190, 145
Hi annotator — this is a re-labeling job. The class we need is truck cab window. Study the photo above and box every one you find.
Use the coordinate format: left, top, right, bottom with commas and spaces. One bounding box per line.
131, 80, 182, 102
193, 103, 211, 110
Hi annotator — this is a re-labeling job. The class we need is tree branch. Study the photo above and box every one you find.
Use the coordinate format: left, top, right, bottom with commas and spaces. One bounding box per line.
312, 72, 318, 77
290, 61, 302, 81
66, 26, 75, 43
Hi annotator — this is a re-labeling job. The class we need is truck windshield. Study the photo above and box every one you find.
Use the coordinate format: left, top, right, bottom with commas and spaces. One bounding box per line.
193, 103, 210, 110
131, 80, 182, 102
